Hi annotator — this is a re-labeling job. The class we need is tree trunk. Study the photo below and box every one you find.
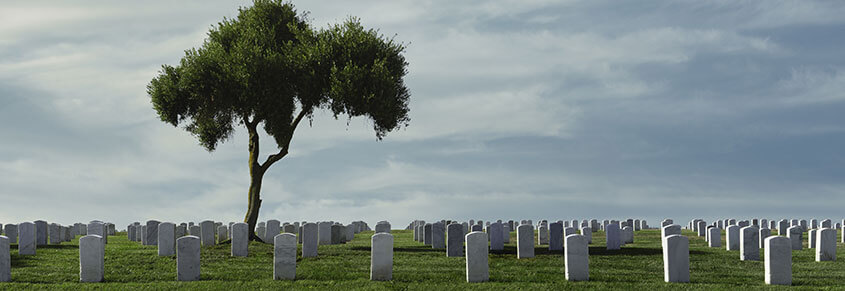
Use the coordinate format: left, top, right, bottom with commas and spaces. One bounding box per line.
243, 121, 265, 242
244, 171, 264, 242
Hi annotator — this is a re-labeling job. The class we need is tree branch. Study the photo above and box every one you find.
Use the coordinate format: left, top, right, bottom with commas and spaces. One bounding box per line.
263, 106, 311, 168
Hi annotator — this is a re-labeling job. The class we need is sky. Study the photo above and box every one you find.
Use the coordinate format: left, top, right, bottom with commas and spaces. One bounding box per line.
2, 0, 845, 230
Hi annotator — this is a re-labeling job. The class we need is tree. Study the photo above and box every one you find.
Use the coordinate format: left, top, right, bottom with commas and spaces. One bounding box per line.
147, 0, 410, 241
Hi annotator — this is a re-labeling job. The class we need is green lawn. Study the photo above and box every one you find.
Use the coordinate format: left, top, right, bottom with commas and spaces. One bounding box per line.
3, 228, 845, 290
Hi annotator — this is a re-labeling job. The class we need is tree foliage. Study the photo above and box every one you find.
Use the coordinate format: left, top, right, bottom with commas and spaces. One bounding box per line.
148, 0, 410, 154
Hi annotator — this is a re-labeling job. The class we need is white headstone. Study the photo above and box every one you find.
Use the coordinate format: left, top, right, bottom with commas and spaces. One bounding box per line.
317, 222, 332, 245
18, 222, 35, 255
606, 223, 621, 250
144, 220, 159, 246
537, 226, 549, 245
740, 226, 759, 261
765, 236, 791, 285
786, 226, 802, 250
0, 236, 9, 282
662, 234, 690, 283
707, 227, 721, 247
549, 222, 563, 251
759, 227, 771, 249
265, 220, 281, 243
302, 222, 318, 257
274, 233, 297, 280
517, 224, 534, 258
808, 229, 817, 249
564, 234, 589, 281
177, 236, 200, 281
726, 225, 739, 251
375, 222, 391, 234
231, 223, 248, 257
217, 226, 228, 243
815, 228, 836, 261
447, 223, 463, 257
370, 233, 393, 281
79, 235, 104, 282
34, 220, 47, 246
3, 225, 17, 244
158, 222, 176, 256
200, 220, 215, 246
465, 231, 489, 283
431, 223, 445, 249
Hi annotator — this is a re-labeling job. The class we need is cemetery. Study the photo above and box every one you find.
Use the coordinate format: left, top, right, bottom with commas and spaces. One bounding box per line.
0, 218, 843, 289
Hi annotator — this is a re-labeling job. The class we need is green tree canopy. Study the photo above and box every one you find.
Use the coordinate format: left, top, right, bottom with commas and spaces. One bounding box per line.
147, 0, 410, 239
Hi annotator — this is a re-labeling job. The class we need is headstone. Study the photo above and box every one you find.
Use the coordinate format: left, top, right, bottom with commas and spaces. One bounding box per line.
19, 222, 36, 255
424, 224, 432, 245
3, 225, 17, 244
537, 226, 549, 245
175, 225, 186, 239
217, 226, 228, 243
517, 224, 534, 258
696, 221, 706, 237
329, 225, 342, 245
375, 222, 391, 234
0, 236, 9, 282
606, 223, 621, 250
34, 220, 48, 246
158, 222, 176, 256
502, 224, 510, 243
431, 223, 446, 249
786, 226, 802, 250
284, 224, 296, 234
549, 222, 563, 251
88, 221, 107, 244
318, 222, 332, 245
199, 220, 215, 246
488, 222, 504, 251
177, 236, 200, 281
662, 234, 690, 283
708, 227, 721, 247
821, 219, 831, 229
266, 220, 281, 243
145, 220, 160, 246
274, 233, 297, 280
128, 224, 136, 242
661, 224, 680, 239
564, 234, 589, 281
765, 236, 791, 285
808, 229, 817, 249
79, 235, 104, 282
815, 228, 836, 261
777, 219, 788, 235
189, 225, 201, 237
137, 226, 144, 242
230, 223, 248, 257
740, 226, 759, 261
370, 233, 393, 281
447, 223, 463, 257
302, 222, 318, 257
726, 225, 739, 251
48, 223, 61, 245
465, 231, 489, 283
759, 227, 771, 249
622, 226, 634, 244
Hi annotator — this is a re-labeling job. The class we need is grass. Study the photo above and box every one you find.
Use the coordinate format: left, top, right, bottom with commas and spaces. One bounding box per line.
3, 227, 845, 290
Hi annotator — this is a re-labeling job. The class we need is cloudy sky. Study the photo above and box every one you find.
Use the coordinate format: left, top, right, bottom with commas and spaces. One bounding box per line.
2, 1, 845, 229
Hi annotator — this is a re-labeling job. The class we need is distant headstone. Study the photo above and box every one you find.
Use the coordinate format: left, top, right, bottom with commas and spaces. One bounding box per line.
808, 229, 817, 249
88, 222, 107, 244
759, 228, 771, 249
549, 222, 563, 251
217, 226, 228, 243
158, 222, 176, 256
266, 220, 281, 243
786, 226, 802, 250
176, 236, 200, 281
317, 222, 332, 245
34, 220, 48, 246
708, 227, 721, 247
465, 232, 489, 283
375, 223, 391, 234
3, 225, 17, 244
18, 222, 36, 255
726, 225, 739, 251
145, 220, 160, 246
302, 223, 318, 257
447, 223, 464, 257
424, 224, 432, 245
606, 224, 621, 250
79, 235, 104, 282
488, 222, 504, 251
662, 234, 689, 283
200, 220, 215, 246
48, 223, 62, 245
274, 233, 297, 280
